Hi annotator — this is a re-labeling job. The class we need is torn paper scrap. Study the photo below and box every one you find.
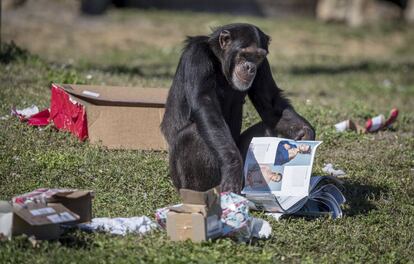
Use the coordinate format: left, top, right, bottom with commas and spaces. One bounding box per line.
11, 105, 40, 119
78, 216, 158, 236
322, 163, 346, 177
265, 213, 284, 221
250, 217, 272, 239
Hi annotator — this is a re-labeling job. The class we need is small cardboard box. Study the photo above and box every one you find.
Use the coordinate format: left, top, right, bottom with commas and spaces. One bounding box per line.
47, 190, 94, 223
167, 187, 223, 242
0, 201, 79, 240
50, 83, 168, 150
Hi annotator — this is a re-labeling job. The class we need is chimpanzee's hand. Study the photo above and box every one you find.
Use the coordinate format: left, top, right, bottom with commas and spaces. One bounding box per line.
293, 125, 315, 140
275, 108, 316, 141
220, 149, 244, 194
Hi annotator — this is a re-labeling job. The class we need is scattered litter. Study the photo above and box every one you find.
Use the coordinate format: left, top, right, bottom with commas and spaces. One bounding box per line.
2, 188, 94, 240
28, 236, 41, 248
78, 216, 158, 236
366, 108, 399, 133
0, 115, 10, 120
334, 108, 399, 134
334, 119, 357, 133
11, 105, 40, 120
220, 191, 251, 240
250, 217, 272, 239
27, 109, 50, 126
156, 192, 272, 242
322, 163, 346, 177
13, 188, 77, 204
11, 104, 50, 126
265, 213, 284, 221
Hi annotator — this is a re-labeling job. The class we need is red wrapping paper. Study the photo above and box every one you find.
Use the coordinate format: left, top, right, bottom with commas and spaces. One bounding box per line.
49, 84, 88, 140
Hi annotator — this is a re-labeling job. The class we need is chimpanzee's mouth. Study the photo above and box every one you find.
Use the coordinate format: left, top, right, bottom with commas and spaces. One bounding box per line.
235, 71, 253, 83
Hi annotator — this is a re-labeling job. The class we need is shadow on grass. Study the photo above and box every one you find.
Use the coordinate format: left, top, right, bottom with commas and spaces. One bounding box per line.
289, 61, 414, 75
58, 230, 95, 250
342, 181, 388, 216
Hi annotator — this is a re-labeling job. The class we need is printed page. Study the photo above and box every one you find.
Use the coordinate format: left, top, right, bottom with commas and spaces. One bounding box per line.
244, 193, 284, 213
242, 137, 322, 211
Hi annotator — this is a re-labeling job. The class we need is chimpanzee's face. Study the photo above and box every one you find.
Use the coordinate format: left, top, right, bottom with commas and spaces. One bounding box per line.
218, 27, 269, 91
231, 45, 267, 91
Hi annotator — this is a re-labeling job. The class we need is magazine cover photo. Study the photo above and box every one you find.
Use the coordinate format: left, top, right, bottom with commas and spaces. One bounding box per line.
242, 138, 322, 196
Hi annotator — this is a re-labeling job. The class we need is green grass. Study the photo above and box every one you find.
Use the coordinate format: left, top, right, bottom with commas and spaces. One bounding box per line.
1, 7, 414, 263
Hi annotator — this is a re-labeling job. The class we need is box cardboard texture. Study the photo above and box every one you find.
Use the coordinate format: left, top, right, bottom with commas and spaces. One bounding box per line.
167, 187, 223, 242
51, 83, 168, 150
47, 190, 94, 224
0, 190, 94, 240
0, 201, 79, 240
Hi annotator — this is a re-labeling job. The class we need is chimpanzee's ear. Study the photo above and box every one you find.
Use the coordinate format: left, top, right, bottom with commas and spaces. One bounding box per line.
219, 30, 232, 50
264, 34, 272, 48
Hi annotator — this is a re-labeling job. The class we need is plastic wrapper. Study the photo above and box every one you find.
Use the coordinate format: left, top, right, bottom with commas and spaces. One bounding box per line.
13, 188, 76, 204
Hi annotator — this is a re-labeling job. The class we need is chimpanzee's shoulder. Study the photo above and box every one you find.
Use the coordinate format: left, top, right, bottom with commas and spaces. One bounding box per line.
184, 35, 209, 48
183, 36, 214, 57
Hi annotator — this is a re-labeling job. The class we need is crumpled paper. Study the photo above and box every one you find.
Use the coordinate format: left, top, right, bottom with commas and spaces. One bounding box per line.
155, 192, 272, 242
322, 163, 346, 177
78, 216, 158, 236
11, 105, 50, 126
11, 105, 40, 119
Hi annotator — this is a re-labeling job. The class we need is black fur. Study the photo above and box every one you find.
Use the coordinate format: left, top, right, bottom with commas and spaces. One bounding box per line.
161, 23, 315, 193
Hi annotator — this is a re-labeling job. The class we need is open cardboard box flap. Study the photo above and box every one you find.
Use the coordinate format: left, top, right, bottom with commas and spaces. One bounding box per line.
61, 84, 168, 107
169, 204, 210, 216
50, 190, 95, 200
47, 190, 94, 223
179, 187, 220, 207
166, 186, 222, 242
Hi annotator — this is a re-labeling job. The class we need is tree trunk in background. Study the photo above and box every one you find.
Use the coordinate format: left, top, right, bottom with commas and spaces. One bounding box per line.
347, 0, 367, 27
316, 0, 402, 26
316, 0, 348, 22
405, 0, 414, 23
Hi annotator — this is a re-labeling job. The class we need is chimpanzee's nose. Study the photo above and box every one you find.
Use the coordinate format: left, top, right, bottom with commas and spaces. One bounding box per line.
246, 63, 256, 74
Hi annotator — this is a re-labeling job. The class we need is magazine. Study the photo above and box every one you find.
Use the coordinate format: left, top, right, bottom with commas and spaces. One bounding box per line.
241, 137, 345, 218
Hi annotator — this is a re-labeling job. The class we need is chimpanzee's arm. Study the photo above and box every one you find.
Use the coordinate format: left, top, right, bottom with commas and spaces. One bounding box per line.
182, 46, 243, 192
248, 59, 315, 140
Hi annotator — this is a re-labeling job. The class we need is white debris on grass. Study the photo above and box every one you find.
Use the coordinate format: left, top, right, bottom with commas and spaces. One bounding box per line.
78, 216, 158, 236
0, 115, 10, 120
250, 217, 272, 239
322, 163, 346, 177
265, 213, 284, 221
11, 105, 39, 119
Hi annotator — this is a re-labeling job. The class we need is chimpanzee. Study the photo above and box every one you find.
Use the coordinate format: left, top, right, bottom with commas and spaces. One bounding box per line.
160, 23, 315, 194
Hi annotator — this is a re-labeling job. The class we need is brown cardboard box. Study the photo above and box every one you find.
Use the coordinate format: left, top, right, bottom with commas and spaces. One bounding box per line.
0, 201, 79, 240
166, 187, 223, 242
47, 190, 94, 223
57, 84, 168, 150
